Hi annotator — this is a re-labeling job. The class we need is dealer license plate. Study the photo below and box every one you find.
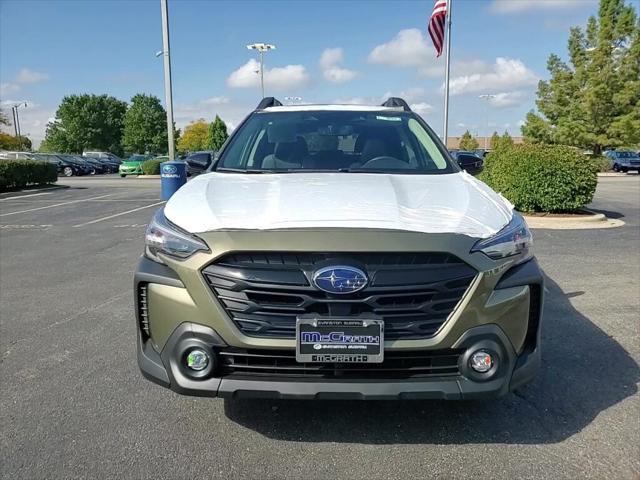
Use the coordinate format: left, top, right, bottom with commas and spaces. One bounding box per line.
295, 318, 384, 363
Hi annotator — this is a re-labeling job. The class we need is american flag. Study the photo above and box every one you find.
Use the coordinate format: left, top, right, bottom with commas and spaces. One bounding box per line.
428, 0, 448, 57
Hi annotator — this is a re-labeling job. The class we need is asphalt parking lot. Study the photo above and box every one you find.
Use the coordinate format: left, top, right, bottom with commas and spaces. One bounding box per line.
1, 175, 638, 479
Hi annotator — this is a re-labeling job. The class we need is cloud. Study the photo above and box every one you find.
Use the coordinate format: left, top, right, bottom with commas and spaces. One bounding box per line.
227, 59, 309, 90
173, 97, 250, 134
484, 91, 528, 108
489, 0, 596, 14
0, 68, 49, 99
368, 29, 434, 67
410, 102, 434, 115
381, 87, 426, 103
332, 96, 374, 105
0, 83, 20, 97
15, 68, 49, 84
202, 96, 230, 105
448, 58, 538, 95
420, 59, 490, 78
0, 99, 54, 147
319, 48, 358, 84
332, 91, 434, 116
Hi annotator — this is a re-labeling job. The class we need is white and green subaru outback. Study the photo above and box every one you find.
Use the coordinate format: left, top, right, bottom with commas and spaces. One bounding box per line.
135, 97, 543, 400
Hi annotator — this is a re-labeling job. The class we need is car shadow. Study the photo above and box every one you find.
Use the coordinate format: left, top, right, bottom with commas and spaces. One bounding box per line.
223, 274, 638, 444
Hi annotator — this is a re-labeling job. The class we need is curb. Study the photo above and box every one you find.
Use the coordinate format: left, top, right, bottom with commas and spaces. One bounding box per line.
597, 172, 638, 177
523, 211, 605, 224
133, 175, 161, 179
523, 211, 624, 230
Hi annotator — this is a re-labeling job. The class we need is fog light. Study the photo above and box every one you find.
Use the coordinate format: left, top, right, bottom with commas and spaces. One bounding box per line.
186, 349, 209, 371
470, 350, 493, 373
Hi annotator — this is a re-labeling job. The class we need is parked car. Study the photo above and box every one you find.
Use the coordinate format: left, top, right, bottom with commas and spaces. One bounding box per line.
119, 154, 152, 177
185, 150, 215, 176
604, 150, 640, 173
28, 153, 85, 177
75, 155, 107, 174
135, 97, 542, 401
84, 151, 122, 164
56, 155, 93, 175
0, 151, 35, 160
450, 150, 484, 174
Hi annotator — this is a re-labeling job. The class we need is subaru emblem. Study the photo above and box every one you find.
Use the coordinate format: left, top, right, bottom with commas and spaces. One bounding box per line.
312, 266, 368, 294
162, 164, 177, 174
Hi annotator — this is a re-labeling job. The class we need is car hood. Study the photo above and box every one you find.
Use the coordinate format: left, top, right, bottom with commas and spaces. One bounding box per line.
121, 161, 143, 167
164, 172, 514, 239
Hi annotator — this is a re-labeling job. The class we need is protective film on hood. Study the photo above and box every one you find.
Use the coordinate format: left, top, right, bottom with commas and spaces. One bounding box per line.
164, 171, 513, 239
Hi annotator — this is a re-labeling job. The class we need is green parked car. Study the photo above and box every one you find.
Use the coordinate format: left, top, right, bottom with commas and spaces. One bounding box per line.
119, 154, 152, 177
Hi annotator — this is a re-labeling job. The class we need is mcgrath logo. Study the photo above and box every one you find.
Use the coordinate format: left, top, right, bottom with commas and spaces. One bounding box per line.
312, 266, 368, 294
162, 164, 178, 174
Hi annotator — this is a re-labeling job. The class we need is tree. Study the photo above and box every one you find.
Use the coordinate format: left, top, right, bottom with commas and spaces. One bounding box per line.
459, 130, 479, 150
122, 94, 167, 155
489, 131, 501, 150
207, 115, 228, 151
0, 109, 10, 127
41, 94, 127, 155
0, 133, 31, 151
500, 131, 514, 148
177, 119, 209, 152
521, 0, 640, 153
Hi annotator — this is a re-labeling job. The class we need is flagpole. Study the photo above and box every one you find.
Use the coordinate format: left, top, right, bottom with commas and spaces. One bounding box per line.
442, 0, 452, 146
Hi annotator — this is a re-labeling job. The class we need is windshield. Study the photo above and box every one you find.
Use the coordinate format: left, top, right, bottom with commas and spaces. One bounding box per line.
127, 155, 148, 162
217, 110, 456, 174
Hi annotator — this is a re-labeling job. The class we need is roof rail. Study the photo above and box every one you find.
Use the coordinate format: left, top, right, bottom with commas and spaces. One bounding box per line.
256, 97, 283, 110
381, 97, 411, 112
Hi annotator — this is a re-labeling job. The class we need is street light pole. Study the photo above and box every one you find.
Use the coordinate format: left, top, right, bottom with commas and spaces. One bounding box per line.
246, 43, 276, 98
160, 0, 175, 161
11, 106, 18, 137
478, 94, 495, 150
12, 102, 27, 139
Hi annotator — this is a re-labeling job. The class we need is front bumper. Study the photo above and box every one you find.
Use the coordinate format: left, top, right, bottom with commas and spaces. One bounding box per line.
135, 241, 544, 400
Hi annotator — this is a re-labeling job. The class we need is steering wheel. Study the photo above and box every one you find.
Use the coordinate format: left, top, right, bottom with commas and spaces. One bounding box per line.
360, 156, 410, 169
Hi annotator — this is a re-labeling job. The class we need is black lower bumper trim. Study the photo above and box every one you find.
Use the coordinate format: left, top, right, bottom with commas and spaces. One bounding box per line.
137, 322, 539, 400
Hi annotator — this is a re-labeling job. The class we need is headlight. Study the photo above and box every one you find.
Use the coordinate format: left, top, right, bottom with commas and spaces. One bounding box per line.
471, 213, 533, 262
145, 208, 208, 264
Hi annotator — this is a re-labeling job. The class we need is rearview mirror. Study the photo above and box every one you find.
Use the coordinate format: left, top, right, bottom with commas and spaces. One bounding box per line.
456, 153, 484, 176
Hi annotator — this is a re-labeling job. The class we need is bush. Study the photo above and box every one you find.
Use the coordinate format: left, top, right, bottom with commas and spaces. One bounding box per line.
591, 155, 612, 172
478, 144, 598, 212
141, 158, 163, 175
0, 160, 58, 191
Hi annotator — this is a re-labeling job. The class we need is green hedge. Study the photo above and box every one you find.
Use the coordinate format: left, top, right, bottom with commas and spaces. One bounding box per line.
478, 144, 598, 213
591, 155, 612, 173
141, 158, 163, 175
0, 160, 58, 191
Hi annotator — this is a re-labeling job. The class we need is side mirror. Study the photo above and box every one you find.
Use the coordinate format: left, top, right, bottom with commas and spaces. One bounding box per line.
456, 153, 484, 176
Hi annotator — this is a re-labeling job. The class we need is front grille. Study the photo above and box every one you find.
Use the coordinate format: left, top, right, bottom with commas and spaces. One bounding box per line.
203, 252, 476, 340
219, 348, 463, 379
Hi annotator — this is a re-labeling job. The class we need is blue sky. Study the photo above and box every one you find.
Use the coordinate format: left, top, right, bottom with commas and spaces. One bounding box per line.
0, 0, 600, 147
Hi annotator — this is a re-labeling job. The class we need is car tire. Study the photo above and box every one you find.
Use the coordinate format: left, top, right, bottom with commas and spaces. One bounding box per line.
63, 166, 74, 177
120, 174, 126, 178
622, 167, 629, 173
613, 164, 619, 172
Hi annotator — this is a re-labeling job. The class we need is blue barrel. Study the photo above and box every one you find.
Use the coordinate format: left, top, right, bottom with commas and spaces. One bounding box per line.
160, 161, 187, 200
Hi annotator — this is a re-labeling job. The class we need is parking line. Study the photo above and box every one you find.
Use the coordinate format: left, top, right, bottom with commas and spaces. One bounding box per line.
0, 194, 112, 216
72, 201, 165, 227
